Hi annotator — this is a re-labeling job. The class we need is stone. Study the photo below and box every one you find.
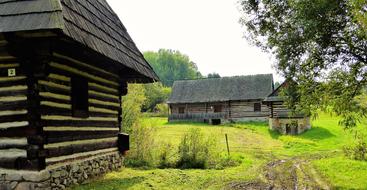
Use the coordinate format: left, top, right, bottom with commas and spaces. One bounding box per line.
6, 173, 22, 181
15, 182, 32, 190
10, 181, 18, 189
71, 165, 79, 173
51, 171, 60, 178
23, 171, 50, 182
54, 178, 60, 186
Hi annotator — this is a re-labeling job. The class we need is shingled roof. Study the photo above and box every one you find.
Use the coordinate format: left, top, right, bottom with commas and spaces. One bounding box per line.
0, 0, 158, 81
168, 74, 274, 104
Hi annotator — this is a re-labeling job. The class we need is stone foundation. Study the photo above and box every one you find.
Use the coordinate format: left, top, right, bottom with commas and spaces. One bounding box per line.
0, 151, 123, 190
269, 117, 311, 135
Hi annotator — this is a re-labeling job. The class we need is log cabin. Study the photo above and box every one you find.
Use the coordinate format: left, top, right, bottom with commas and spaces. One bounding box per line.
167, 74, 274, 124
262, 82, 311, 135
0, 0, 158, 189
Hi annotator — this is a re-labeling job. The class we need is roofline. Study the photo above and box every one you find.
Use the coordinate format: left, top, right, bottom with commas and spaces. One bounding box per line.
172, 73, 274, 83
167, 98, 266, 104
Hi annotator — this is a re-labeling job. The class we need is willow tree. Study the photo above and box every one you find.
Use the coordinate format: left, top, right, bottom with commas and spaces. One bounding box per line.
240, 0, 367, 129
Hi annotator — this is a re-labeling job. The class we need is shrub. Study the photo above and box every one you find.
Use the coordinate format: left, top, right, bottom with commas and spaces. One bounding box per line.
125, 120, 157, 168
177, 128, 218, 169
157, 142, 176, 168
343, 133, 367, 161
122, 84, 146, 133
154, 103, 169, 117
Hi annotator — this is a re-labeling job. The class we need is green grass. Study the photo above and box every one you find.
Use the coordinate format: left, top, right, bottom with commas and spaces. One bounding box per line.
313, 157, 367, 189
73, 114, 367, 190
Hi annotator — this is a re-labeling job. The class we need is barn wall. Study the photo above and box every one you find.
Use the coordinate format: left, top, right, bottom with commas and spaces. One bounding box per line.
269, 102, 290, 118
170, 102, 229, 114
228, 100, 268, 121
0, 39, 29, 170
169, 100, 268, 122
40, 52, 122, 167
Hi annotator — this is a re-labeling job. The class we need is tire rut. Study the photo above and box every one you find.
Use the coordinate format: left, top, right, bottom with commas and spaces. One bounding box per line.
227, 156, 330, 190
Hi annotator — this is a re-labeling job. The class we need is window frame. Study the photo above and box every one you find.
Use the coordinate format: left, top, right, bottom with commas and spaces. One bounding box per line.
178, 107, 185, 114
254, 102, 261, 112
71, 76, 89, 118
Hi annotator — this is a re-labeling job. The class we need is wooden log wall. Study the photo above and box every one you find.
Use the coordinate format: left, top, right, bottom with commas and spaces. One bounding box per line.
0, 38, 29, 169
229, 100, 268, 119
269, 102, 292, 118
170, 102, 230, 114
41, 52, 121, 166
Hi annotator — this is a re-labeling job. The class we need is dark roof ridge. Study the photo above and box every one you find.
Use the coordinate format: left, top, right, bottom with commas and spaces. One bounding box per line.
174, 73, 274, 82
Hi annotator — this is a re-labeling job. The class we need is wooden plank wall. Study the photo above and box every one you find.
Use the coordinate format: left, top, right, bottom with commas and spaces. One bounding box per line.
0, 39, 29, 169
270, 102, 291, 118
41, 52, 121, 166
229, 100, 268, 119
170, 101, 268, 119
170, 102, 230, 114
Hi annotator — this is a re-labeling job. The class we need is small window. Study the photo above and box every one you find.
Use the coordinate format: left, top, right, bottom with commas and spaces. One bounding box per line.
254, 103, 261, 112
213, 105, 222, 113
71, 77, 89, 118
178, 107, 185, 114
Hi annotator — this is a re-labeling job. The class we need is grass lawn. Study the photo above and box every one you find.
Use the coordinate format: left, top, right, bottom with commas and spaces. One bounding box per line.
72, 113, 367, 190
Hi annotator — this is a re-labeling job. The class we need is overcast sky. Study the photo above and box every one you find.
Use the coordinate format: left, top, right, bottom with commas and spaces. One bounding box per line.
107, 0, 282, 82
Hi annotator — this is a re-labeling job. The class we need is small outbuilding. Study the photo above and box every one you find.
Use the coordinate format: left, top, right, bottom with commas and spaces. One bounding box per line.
262, 82, 311, 135
0, 0, 158, 189
167, 74, 274, 124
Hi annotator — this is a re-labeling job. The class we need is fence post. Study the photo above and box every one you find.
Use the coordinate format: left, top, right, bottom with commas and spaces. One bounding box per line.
225, 134, 230, 157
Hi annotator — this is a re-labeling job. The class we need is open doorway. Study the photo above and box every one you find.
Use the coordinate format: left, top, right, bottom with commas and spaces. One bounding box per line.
286, 124, 291, 134
212, 119, 221, 125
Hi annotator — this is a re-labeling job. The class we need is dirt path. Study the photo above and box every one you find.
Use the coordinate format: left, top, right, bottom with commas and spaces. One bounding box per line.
227, 156, 330, 190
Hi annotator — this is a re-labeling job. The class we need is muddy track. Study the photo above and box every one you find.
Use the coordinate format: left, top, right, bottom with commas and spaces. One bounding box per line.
227, 154, 331, 190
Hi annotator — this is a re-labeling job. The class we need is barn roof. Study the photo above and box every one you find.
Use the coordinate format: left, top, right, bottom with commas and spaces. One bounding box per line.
168, 74, 274, 104
0, 0, 158, 81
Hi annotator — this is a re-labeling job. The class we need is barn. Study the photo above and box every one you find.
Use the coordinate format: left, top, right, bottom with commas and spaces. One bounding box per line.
167, 74, 274, 124
262, 82, 311, 135
0, 0, 158, 189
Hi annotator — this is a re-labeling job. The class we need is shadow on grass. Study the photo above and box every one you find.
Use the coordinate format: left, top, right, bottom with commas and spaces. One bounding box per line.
299, 126, 335, 140
74, 176, 146, 190
268, 126, 335, 141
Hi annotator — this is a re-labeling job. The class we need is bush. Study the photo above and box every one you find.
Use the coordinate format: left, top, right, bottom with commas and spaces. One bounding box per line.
154, 103, 169, 117
176, 128, 219, 169
122, 84, 146, 133
125, 120, 157, 168
157, 142, 176, 168
343, 133, 367, 161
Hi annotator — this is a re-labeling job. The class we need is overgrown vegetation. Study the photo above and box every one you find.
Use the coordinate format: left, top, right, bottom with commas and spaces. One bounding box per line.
142, 82, 171, 112
177, 128, 218, 169
121, 84, 146, 133
74, 114, 367, 190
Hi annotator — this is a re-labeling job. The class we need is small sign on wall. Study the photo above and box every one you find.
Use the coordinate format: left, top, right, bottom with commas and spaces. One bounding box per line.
8, 68, 16, 77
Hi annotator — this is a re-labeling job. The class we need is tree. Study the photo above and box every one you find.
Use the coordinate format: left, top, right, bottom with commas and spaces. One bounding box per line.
240, 0, 367, 129
142, 82, 171, 112
207, 73, 221, 78
144, 49, 202, 87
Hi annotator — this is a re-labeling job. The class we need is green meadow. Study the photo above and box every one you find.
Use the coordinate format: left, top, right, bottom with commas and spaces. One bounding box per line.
73, 113, 367, 190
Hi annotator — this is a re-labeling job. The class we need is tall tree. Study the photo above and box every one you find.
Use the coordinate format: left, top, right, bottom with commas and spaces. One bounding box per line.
144, 49, 202, 87
240, 0, 367, 128
207, 72, 221, 78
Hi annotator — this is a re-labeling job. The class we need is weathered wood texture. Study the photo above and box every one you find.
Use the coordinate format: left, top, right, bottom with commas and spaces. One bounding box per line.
0, 41, 31, 170
170, 100, 269, 121
39, 52, 122, 166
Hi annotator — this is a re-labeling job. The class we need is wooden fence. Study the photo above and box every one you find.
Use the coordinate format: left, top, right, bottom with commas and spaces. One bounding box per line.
168, 112, 227, 121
